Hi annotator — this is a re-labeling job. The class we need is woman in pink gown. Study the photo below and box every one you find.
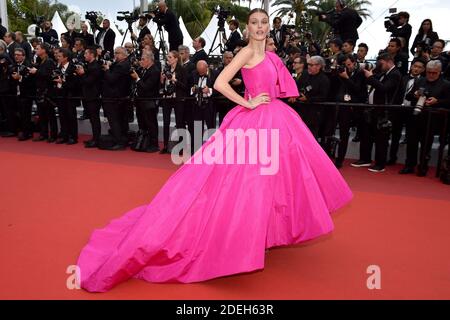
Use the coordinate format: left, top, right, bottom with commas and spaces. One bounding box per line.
77, 9, 353, 292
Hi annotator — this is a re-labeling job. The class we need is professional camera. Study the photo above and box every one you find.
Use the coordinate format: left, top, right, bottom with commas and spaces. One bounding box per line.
34, 15, 46, 26
359, 61, 375, 71
117, 11, 139, 24
99, 51, 112, 65
12, 64, 30, 78
72, 57, 86, 71
163, 64, 174, 80
384, 13, 400, 32
413, 87, 429, 115
145, 7, 164, 27
214, 6, 231, 31
85, 11, 99, 25
51, 69, 64, 81
192, 85, 209, 109
336, 64, 346, 74
162, 65, 176, 95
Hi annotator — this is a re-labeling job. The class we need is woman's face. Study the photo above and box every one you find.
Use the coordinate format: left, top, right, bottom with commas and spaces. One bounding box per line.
167, 53, 177, 66
422, 21, 431, 32
247, 12, 270, 42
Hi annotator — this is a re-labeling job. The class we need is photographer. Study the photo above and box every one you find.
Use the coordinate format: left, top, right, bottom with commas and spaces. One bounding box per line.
28, 43, 57, 142
293, 56, 330, 139
10, 48, 36, 141
15, 32, 33, 62
79, 23, 95, 47
75, 47, 103, 148
37, 21, 59, 47
192, 37, 209, 66
102, 47, 132, 150
131, 15, 151, 45
270, 17, 289, 56
0, 53, 14, 137
334, 54, 368, 168
149, 0, 183, 52
94, 19, 116, 56
187, 60, 216, 144
386, 11, 412, 55
141, 34, 160, 68
388, 58, 427, 167
4, 32, 20, 61
160, 50, 188, 154
385, 38, 409, 76
130, 51, 160, 153
428, 40, 449, 71
223, 19, 242, 54
410, 19, 439, 57
319, 0, 363, 44
52, 48, 79, 145
401, 60, 450, 176
179, 45, 195, 79
62, 26, 80, 48
352, 53, 402, 173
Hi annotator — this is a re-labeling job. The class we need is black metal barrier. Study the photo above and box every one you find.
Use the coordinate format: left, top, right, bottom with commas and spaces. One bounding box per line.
1, 94, 449, 183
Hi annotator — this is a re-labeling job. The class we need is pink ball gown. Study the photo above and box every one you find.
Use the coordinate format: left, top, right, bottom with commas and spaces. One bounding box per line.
77, 51, 353, 292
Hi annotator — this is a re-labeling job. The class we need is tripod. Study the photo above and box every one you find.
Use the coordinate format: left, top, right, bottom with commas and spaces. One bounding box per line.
208, 25, 226, 56
154, 24, 168, 60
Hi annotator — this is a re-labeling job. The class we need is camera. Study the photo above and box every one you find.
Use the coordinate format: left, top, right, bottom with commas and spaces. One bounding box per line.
99, 51, 113, 65
414, 87, 429, 115
85, 11, 99, 25
163, 64, 174, 80
72, 58, 86, 71
51, 69, 63, 81
384, 13, 400, 31
13, 64, 30, 78
117, 11, 139, 24
214, 6, 231, 31
162, 65, 176, 95
34, 15, 46, 26
359, 61, 375, 71
336, 65, 346, 74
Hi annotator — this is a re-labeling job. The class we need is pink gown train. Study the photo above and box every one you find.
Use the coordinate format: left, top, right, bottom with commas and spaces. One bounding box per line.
77, 51, 353, 292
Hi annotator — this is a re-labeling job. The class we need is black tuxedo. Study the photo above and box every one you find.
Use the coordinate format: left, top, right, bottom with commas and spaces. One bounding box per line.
95, 28, 116, 55
53, 62, 79, 141
102, 59, 132, 146
135, 64, 160, 148
224, 30, 241, 53
270, 27, 288, 54
80, 60, 103, 141
360, 67, 402, 167
35, 58, 57, 139
191, 49, 209, 66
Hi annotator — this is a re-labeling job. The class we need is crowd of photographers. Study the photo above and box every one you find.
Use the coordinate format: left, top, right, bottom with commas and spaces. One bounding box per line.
0, 0, 449, 181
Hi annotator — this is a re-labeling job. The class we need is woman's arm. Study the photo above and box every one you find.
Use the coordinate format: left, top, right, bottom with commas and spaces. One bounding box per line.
214, 47, 270, 110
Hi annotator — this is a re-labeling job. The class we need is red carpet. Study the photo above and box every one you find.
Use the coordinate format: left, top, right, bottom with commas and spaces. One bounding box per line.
1, 137, 449, 300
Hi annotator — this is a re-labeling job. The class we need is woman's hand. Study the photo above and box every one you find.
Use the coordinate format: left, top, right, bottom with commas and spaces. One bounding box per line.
247, 93, 271, 110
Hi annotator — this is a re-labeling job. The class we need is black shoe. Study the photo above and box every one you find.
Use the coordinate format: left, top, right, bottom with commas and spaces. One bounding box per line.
2, 132, 16, 138
399, 167, 415, 175
145, 146, 160, 153
351, 160, 372, 168
66, 139, 78, 145
84, 140, 98, 148
159, 147, 169, 154
103, 144, 126, 151
368, 165, 386, 173
417, 167, 428, 177
386, 159, 397, 166
47, 137, 57, 143
18, 133, 31, 141
335, 159, 344, 169
56, 138, 68, 144
33, 135, 47, 142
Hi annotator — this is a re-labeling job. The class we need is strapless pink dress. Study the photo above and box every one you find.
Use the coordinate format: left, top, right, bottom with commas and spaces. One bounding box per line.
77, 51, 353, 292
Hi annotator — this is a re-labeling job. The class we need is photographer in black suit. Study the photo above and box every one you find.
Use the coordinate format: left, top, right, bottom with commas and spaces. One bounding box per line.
187, 60, 216, 151
102, 47, 132, 150
150, 0, 183, 52
75, 47, 104, 148
410, 19, 439, 57
387, 11, 412, 55
159, 50, 188, 154
334, 54, 368, 168
10, 48, 35, 141
352, 53, 402, 173
62, 26, 80, 48
131, 16, 151, 45
270, 17, 289, 56
400, 60, 450, 176
223, 20, 242, 54
94, 19, 116, 55
319, 0, 363, 44
52, 48, 79, 145
191, 37, 209, 66
130, 51, 161, 153
28, 43, 57, 142
37, 20, 59, 47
